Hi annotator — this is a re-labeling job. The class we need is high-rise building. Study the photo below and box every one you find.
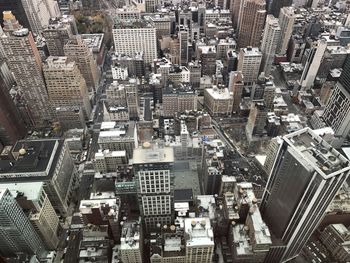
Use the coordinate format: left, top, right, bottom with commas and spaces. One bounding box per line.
231, 0, 242, 29
0, 12, 52, 127
21, 0, 61, 35
0, 188, 47, 258
43, 56, 92, 121
268, 0, 292, 18
0, 182, 60, 250
237, 47, 262, 86
229, 71, 244, 113
237, 0, 266, 48
300, 39, 327, 89
133, 144, 174, 231
179, 27, 189, 66
245, 101, 267, 140
42, 17, 74, 56
0, 139, 77, 216
260, 15, 281, 75
119, 219, 144, 263
113, 20, 157, 64
277, 7, 295, 56
64, 36, 99, 92
0, 71, 27, 146
0, 1, 31, 30
204, 86, 233, 116
184, 218, 215, 263
260, 128, 350, 262
199, 46, 217, 76
322, 56, 350, 148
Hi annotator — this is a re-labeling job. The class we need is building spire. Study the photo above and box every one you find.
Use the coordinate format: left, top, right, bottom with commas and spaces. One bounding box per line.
2, 11, 22, 32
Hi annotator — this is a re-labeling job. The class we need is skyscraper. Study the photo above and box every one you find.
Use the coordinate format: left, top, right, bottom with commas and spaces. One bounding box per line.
267, 0, 292, 18
237, 47, 262, 86
43, 56, 92, 120
0, 12, 52, 126
0, 188, 47, 258
64, 35, 99, 92
0, 1, 31, 30
228, 71, 244, 113
300, 39, 327, 89
277, 6, 296, 56
260, 15, 281, 75
322, 56, 350, 148
179, 27, 189, 66
237, 0, 266, 48
21, 0, 61, 35
113, 19, 157, 64
133, 143, 174, 231
0, 70, 27, 146
42, 17, 74, 56
261, 128, 350, 262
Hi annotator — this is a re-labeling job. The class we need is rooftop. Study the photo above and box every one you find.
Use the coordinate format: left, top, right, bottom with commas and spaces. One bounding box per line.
206, 86, 232, 100
0, 182, 43, 201
133, 146, 174, 164
81, 34, 104, 52
284, 128, 350, 178
184, 217, 214, 247
0, 139, 62, 180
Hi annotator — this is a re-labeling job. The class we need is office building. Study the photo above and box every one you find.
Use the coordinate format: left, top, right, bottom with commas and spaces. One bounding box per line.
0, 182, 60, 250
204, 86, 233, 116
0, 139, 77, 216
43, 56, 91, 121
162, 84, 197, 117
0, 12, 52, 126
133, 144, 174, 230
260, 15, 281, 76
64, 35, 99, 92
246, 101, 267, 140
237, 0, 266, 48
184, 218, 214, 263
300, 39, 327, 89
320, 224, 350, 262
229, 71, 244, 112
0, 188, 47, 258
119, 219, 144, 263
98, 122, 137, 158
322, 56, 350, 148
0, 72, 27, 146
42, 17, 74, 56
260, 128, 350, 262
93, 149, 128, 173
0, 1, 31, 30
268, 0, 292, 18
277, 7, 296, 56
21, 0, 61, 35
113, 20, 157, 64
237, 47, 262, 86
199, 46, 217, 76
112, 52, 145, 78
179, 27, 189, 66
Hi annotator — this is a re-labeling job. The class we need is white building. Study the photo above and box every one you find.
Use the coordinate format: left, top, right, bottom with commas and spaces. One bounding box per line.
277, 7, 295, 55
184, 217, 215, 263
119, 219, 144, 263
204, 86, 233, 116
260, 15, 281, 75
113, 20, 157, 64
237, 47, 262, 86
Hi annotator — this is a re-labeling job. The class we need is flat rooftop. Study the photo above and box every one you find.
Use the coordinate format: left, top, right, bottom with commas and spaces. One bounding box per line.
81, 34, 104, 52
284, 128, 350, 178
206, 87, 232, 100
0, 139, 61, 180
0, 182, 43, 200
184, 217, 214, 247
133, 146, 174, 164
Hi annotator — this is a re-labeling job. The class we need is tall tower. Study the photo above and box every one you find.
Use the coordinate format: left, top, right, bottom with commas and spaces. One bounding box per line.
237, 47, 262, 87
300, 39, 327, 89
260, 15, 281, 75
20, 0, 61, 35
179, 27, 189, 66
322, 56, 350, 148
133, 144, 174, 231
277, 6, 296, 56
0, 188, 47, 258
228, 71, 244, 113
237, 0, 266, 48
0, 69, 27, 146
43, 56, 92, 119
0, 1, 31, 30
64, 36, 99, 92
268, 0, 292, 18
0, 12, 52, 127
260, 128, 350, 262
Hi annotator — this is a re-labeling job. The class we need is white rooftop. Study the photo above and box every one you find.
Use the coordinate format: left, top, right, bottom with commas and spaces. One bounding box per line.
133, 146, 174, 164
184, 217, 214, 247
0, 182, 43, 201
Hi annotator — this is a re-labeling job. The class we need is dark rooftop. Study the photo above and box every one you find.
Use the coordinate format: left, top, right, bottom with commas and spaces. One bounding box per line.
174, 189, 193, 202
